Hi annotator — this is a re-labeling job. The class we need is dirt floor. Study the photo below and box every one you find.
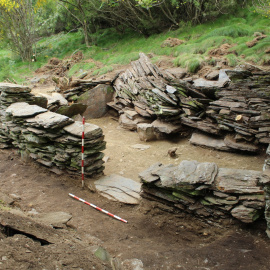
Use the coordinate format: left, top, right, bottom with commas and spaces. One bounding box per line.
0, 116, 270, 270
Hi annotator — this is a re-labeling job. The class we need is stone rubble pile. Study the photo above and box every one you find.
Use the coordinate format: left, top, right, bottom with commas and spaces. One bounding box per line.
140, 160, 266, 223
0, 83, 105, 177
108, 53, 270, 153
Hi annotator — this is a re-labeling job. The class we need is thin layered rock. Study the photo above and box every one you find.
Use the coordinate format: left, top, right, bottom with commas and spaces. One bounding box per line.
3, 102, 105, 177
140, 160, 266, 223
109, 55, 270, 153
262, 144, 270, 236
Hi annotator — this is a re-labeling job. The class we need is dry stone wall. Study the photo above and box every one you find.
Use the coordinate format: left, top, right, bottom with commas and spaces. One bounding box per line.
263, 145, 270, 236
109, 53, 270, 154
0, 83, 105, 177
140, 160, 266, 224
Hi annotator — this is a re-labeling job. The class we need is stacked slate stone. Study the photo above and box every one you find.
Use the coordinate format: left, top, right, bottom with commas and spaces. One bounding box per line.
111, 53, 210, 130
263, 145, 270, 236
107, 53, 217, 139
0, 83, 35, 148
4, 102, 105, 177
206, 71, 270, 149
0, 83, 34, 110
140, 160, 266, 224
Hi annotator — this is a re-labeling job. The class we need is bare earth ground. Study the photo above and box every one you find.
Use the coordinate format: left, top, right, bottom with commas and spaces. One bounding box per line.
0, 115, 270, 269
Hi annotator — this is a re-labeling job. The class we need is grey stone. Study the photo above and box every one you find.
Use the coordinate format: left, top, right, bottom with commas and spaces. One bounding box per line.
218, 69, 230, 82
215, 168, 263, 194
51, 93, 68, 106
224, 135, 259, 153
173, 160, 218, 186
6, 102, 47, 118
206, 70, 220, 80
231, 205, 261, 223
122, 259, 144, 270
0, 83, 31, 93
123, 109, 140, 120
131, 144, 150, 150
137, 123, 156, 141
165, 67, 187, 79
37, 212, 72, 227
139, 163, 162, 183
94, 174, 141, 204
78, 84, 114, 119
225, 69, 252, 80
204, 196, 239, 205
193, 78, 228, 88
166, 85, 177, 94
64, 121, 102, 139
152, 88, 177, 106
26, 111, 74, 129
119, 114, 137, 131
190, 132, 230, 151
38, 93, 68, 106
152, 119, 181, 134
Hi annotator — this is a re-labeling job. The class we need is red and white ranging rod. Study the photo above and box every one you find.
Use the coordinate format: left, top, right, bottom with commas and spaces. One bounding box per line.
69, 193, 128, 223
81, 117, 85, 188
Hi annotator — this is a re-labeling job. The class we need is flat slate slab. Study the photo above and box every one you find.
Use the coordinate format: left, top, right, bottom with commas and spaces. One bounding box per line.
215, 168, 264, 194
0, 83, 31, 93
64, 121, 103, 139
6, 102, 47, 118
94, 174, 141, 204
190, 132, 230, 151
36, 212, 72, 228
173, 160, 218, 186
26, 111, 74, 129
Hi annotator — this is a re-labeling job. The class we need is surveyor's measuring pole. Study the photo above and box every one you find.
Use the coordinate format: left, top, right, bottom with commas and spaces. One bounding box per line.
69, 193, 128, 223
82, 117, 85, 188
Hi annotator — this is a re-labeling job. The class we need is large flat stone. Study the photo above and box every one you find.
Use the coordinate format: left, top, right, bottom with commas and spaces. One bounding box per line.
190, 132, 230, 151
94, 174, 141, 204
64, 121, 103, 139
6, 102, 47, 118
0, 83, 31, 93
152, 119, 182, 134
26, 111, 74, 129
173, 160, 218, 186
36, 212, 72, 228
224, 135, 259, 153
215, 168, 263, 194
78, 84, 114, 119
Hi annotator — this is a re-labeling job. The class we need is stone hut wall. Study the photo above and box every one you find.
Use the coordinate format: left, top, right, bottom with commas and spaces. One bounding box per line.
140, 160, 266, 224
0, 83, 105, 177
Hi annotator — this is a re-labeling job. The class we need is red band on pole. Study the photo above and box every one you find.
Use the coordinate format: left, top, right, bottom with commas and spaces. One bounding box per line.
81, 117, 85, 188
69, 193, 128, 223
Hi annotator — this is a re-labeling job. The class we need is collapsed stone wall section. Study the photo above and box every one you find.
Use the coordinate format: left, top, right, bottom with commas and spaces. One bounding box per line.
0, 83, 105, 177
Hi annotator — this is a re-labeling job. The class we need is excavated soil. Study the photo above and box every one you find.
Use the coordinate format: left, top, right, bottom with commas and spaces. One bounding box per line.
0, 116, 270, 270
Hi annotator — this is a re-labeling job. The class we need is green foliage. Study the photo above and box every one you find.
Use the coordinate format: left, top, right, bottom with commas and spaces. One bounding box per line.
174, 53, 205, 73
68, 62, 95, 77
92, 65, 114, 76
225, 54, 238, 67
201, 25, 251, 39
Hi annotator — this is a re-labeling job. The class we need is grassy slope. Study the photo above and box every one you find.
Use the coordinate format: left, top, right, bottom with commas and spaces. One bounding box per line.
0, 7, 269, 83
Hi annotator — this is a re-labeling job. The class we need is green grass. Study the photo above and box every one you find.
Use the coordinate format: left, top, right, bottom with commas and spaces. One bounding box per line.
68, 62, 96, 77
92, 65, 114, 76
0, 7, 269, 81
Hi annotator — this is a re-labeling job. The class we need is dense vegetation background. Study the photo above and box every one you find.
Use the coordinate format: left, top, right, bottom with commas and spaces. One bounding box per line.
0, 0, 269, 82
